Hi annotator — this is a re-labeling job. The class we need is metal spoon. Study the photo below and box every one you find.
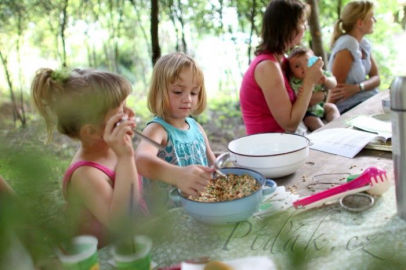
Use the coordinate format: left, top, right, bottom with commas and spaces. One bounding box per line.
132, 129, 165, 150
115, 118, 165, 150
213, 152, 230, 178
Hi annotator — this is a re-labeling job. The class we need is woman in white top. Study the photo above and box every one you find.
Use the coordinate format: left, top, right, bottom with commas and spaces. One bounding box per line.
327, 0, 380, 113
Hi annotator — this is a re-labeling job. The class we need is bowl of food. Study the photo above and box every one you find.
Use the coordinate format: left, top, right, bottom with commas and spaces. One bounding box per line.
170, 167, 276, 225
221, 133, 310, 178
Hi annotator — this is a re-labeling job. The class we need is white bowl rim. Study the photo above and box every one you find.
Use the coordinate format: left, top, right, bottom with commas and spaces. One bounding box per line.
228, 133, 310, 157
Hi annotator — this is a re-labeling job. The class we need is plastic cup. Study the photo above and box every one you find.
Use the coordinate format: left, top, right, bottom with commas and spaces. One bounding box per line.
112, 235, 152, 270
56, 235, 99, 270
307, 56, 319, 67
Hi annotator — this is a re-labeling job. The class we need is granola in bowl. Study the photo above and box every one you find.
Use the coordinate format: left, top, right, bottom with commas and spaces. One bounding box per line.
188, 174, 260, 202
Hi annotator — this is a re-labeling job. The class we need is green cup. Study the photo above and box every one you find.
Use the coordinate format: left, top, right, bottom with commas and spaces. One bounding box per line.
56, 235, 100, 270
113, 235, 152, 270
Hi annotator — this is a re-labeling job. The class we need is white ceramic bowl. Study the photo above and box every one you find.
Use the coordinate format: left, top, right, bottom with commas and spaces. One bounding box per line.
227, 133, 310, 178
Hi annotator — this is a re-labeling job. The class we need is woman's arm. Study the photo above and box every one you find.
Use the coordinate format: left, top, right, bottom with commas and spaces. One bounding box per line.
255, 59, 323, 132
323, 74, 337, 90
330, 50, 352, 84
328, 50, 356, 103
328, 50, 380, 104
363, 54, 380, 90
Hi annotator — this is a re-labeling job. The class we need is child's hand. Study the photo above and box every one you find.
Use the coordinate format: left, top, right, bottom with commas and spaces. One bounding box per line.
176, 165, 215, 196
124, 106, 136, 122
104, 113, 136, 158
318, 74, 326, 84
304, 58, 324, 86
297, 86, 304, 95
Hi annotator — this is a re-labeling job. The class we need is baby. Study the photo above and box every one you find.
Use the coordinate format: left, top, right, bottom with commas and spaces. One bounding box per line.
287, 47, 340, 131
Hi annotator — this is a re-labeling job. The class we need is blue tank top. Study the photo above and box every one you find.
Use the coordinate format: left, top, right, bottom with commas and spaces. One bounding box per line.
142, 116, 209, 208
150, 116, 208, 167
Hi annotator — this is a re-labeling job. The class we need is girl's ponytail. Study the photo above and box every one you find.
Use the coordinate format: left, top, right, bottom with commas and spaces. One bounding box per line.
31, 68, 67, 141
330, 19, 344, 48
330, 1, 374, 48
32, 67, 130, 142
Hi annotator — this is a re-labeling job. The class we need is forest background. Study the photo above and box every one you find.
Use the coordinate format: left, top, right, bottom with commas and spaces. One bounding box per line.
1, 1, 406, 268
1, 0, 406, 137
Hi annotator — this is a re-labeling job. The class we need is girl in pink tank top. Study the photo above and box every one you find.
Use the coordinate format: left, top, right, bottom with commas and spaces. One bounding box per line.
32, 68, 143, 247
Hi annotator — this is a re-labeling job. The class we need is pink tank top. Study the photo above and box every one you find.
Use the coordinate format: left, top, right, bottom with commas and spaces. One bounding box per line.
63, 161, 148, 247
240, 53, 296, 134
63, 161, 115, 198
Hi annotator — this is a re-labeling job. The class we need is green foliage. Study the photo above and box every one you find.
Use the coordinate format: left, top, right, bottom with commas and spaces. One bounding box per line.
1, 0, 404, 102
0, 2, 405, 266
196, 94, 244, 151
0, 136, 73, 266
0, 126, 174, 268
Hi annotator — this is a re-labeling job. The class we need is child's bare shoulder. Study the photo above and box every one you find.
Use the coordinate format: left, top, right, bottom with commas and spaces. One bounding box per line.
143, 121, 166, 135
70, 166, 111, 188
143, 121, 168, 144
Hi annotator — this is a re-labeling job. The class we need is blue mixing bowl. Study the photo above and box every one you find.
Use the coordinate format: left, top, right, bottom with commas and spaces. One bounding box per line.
170, 167, 277, 225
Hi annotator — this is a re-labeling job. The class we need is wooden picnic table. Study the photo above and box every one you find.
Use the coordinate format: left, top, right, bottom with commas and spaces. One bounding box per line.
275, 89, 393, 196
99, 90, 406, 270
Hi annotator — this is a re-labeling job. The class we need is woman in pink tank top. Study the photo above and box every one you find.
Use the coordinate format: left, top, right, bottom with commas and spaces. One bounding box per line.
240, 0, 325, 135
31, 68, 142, 247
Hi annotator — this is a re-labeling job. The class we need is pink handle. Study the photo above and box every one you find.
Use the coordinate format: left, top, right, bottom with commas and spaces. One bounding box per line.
293, 167, 381, 208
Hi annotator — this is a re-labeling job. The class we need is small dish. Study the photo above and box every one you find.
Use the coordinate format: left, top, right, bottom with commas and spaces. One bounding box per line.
381, 98, 390, 113
339, 193, 374, 212
371, 112, 391, 123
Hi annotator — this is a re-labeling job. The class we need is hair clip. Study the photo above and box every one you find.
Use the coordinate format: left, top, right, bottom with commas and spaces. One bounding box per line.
51, 68, 71, 82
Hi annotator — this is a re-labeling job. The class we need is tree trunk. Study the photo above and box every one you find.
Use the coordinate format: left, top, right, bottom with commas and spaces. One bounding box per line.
402, 6, 406, 30
306, 0, 326, 64
60, 0, 69, 67
336, 0, 342, 20
0, 50, 25, 127
16, 11, 26, 126
111, 0, 124, 72
151, 0, 161, 65
176, 0, 187, 53
166, 0, 180, 51
218, 0, 224, 31
247, 0, 256, 64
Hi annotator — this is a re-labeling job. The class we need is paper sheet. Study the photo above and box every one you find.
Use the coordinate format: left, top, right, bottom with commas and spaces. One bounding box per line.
347, 115, 392, 140
181, 256, 276, 270
306, 128, 379, 158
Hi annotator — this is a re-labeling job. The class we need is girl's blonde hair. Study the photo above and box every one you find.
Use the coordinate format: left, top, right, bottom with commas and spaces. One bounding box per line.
148, 52, 207, 119
331, 0, 374, 47
31, 68, 131, 141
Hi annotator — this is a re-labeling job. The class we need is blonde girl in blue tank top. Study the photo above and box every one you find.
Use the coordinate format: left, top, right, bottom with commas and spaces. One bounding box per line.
135, 52, 216, 202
